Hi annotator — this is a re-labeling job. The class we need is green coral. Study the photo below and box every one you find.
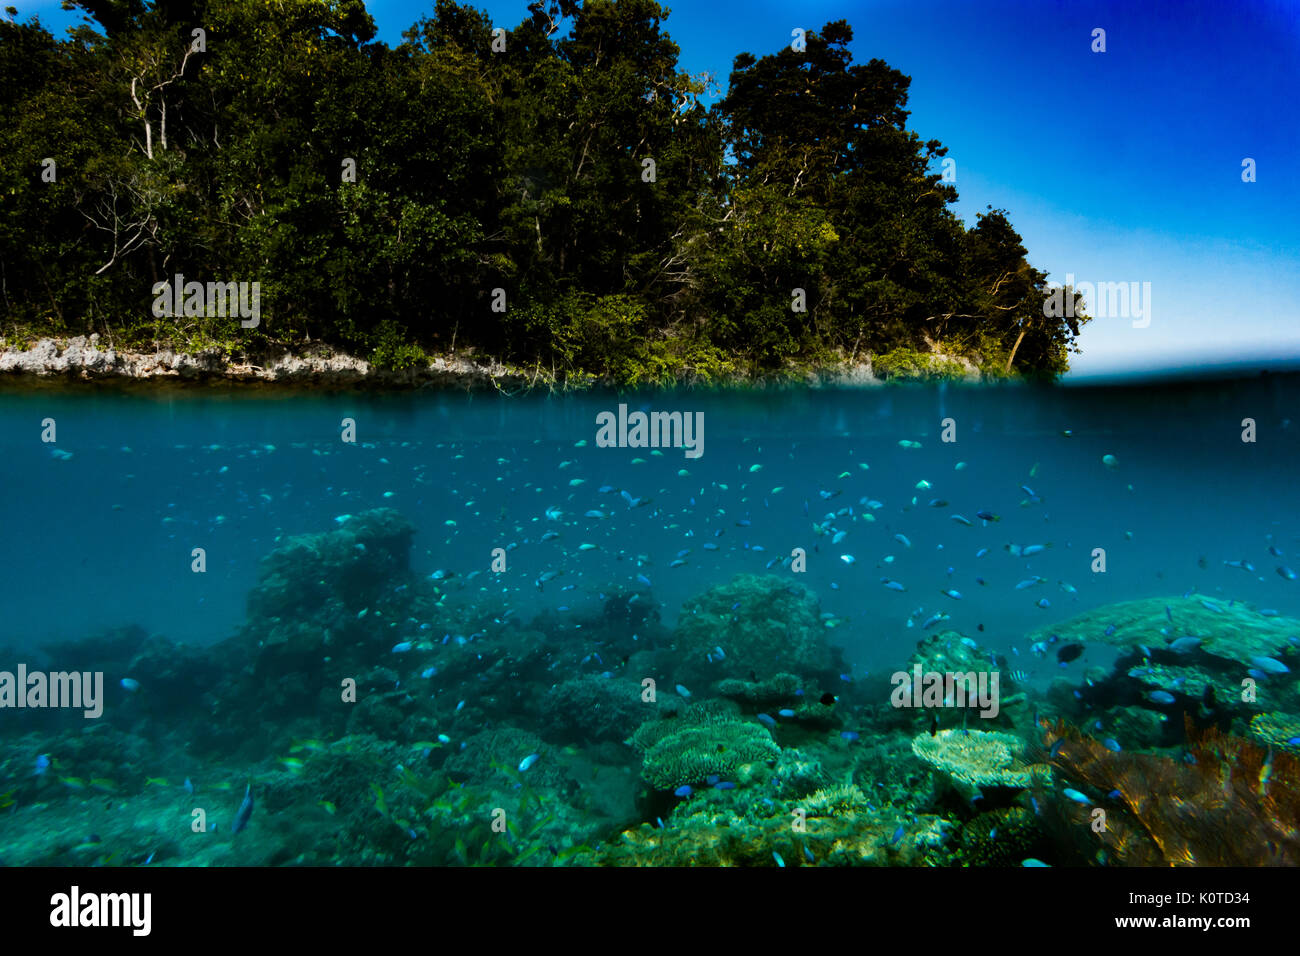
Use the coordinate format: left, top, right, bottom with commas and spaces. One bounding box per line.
673, 574, 836, 683
714, 672, 803, 707
949, 807, 1045, 866
1249, 713, 1300, 756
1027, 596, 1299, 666
911, 729, 1048, 794
799, 783, 869, 818
628, 701, 779, 791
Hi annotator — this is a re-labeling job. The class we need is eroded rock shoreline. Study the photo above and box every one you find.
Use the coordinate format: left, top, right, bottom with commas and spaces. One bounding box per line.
0, 335, 919, 389
0, 336, 533, 389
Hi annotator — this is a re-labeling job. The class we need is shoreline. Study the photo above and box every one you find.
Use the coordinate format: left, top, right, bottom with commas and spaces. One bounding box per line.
0, 334, 923, 390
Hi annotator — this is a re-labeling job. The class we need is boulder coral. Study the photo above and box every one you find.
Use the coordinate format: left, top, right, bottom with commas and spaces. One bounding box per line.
673, 574, 839, 683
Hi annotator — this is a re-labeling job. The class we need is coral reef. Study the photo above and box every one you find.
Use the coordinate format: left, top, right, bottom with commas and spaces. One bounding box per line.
9, 503, 1298, 870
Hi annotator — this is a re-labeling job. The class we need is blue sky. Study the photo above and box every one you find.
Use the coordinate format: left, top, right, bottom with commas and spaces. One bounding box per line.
13, 0, 1299, 377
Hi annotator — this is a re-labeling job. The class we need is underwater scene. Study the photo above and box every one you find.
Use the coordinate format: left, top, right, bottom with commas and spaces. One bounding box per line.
1, 375, 1298, 868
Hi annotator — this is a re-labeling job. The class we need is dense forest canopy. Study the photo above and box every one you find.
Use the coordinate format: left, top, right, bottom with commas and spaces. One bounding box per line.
0, 0, 1088, 381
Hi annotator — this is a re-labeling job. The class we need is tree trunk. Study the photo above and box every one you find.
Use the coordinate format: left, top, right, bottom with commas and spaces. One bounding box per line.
1005, 326, 1027, 373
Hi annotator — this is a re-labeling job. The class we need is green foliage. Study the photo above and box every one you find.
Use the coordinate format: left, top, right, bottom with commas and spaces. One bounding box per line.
369, 320, 427, 371
872, 347, 969, 381
0, 4, 1085, 382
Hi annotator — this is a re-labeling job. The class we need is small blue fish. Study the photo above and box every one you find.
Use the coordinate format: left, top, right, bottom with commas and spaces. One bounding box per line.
889, 825, 905, 845
773, 851, 785, 867
1250, 656, 1290, 675
1063, 788, 1089, 805
1103, 738, 1121, 752
756, 713, 776, 729
518, 753, 540, 772
34, 753, 50, 776
231, 784, 254, 834
1147, 690, 1176, 705
676, 684, 692, 698
840, 731, 859, 741
120, 678, 140, 692
674, 785, 692, 798
391, 642, 413, 654
1022, 858, 1050, 867
777, 708, 795, 718
714, 781, 736, 790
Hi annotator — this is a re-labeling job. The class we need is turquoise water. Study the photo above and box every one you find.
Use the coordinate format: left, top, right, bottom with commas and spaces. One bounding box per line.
0, 376, 1297, 866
